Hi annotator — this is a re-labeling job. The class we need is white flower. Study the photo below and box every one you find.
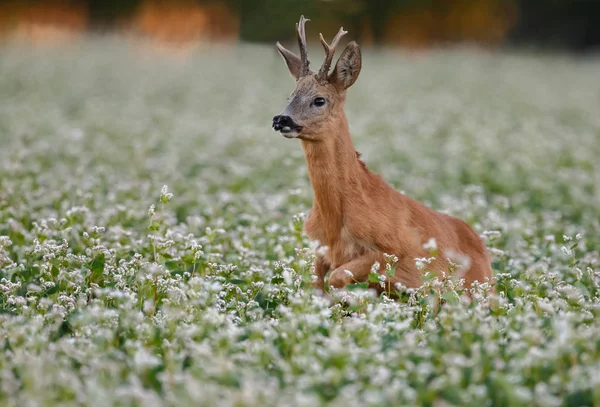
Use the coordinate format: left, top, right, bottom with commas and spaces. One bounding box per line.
160, 185, 173, 203
423, 238, 437, 251
134, 348, 162, 370
316, 245, 329, 257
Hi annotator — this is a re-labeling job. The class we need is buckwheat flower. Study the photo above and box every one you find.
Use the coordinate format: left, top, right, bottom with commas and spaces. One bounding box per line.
383, 253, 399, 264
537, 298, 554, 313
423, 238, 437, 252
134, 348, 162, 370
414, 257, 432, 270
27, 284, 42, 293
160, 185, 173, 203
316, 245, 328, 257
91, 226, 105, 234
561, 246, 572, 256
148, 204, 156, 218
343, 269, 354, 278
488, 247, 506, 257
444, 249, 471, 276
142, 300, 155, 316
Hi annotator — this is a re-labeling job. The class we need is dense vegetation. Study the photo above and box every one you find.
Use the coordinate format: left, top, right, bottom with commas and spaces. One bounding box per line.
0, 39, 599, 406
84, 0, 600, 49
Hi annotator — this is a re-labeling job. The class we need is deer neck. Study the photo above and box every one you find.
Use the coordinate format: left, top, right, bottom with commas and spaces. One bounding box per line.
301, 115, 365, 237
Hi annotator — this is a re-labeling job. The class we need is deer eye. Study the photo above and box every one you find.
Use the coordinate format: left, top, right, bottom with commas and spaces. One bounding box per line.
313, 97, 326, 107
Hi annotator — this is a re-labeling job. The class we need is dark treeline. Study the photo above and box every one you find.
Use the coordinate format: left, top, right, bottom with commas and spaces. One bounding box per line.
509, 0, 600, 51
11, 0, 600, 50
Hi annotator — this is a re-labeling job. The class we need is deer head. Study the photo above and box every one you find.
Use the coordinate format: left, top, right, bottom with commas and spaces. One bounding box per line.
272, 16, 362, 141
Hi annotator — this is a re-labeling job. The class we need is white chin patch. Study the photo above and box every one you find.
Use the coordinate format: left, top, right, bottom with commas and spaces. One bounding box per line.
280, 129, 299, 139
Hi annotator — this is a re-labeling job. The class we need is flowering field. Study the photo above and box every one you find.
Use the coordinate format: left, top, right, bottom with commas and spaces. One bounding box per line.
1, 38, 599, 406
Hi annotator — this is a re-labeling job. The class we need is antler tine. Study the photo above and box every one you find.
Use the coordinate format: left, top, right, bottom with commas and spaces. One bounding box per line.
316, 27, 347, 81
296, 15, 311, 77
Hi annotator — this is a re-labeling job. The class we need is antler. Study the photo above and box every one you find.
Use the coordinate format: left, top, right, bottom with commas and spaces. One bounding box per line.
316, 27, 347, 82
296, 15, 311, 77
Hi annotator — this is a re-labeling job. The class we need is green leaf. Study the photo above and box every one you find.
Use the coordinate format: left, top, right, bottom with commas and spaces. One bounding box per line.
574, 281, 591, 298
421, 273, 436, 282
182, 355, 192, 370
89, 254, 105, 284
51, 320, 74, 342
164, 260, 180, 271
44, 285, 58, 296
347, 282, 369, 291
442, 291, 459, 305
229, 279, 246, 285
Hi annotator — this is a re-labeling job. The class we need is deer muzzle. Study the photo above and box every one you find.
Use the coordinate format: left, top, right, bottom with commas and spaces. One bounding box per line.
272, 115, 302, 138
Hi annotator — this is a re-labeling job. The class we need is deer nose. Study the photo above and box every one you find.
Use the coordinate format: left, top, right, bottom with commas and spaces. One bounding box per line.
272, 115, 293, 131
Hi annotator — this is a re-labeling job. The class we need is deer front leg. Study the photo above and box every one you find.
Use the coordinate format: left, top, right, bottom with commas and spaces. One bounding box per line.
312, 253, 331, 291
328, 251, 383, 289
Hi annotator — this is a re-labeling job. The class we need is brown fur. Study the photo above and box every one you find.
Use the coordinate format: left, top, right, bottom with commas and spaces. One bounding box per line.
275, 17, 494, 293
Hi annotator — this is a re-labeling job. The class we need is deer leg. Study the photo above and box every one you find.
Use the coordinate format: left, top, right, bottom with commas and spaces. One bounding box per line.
312, 254, 331, 291
328, 252, 384, 289
328, 252, 423, 292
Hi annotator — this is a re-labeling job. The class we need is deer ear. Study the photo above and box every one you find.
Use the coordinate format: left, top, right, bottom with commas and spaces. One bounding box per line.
276, 42, 302, 81
331, 41, 362, 90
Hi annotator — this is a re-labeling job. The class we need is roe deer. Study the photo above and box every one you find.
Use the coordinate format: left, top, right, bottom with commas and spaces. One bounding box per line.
272, 16, 493, 294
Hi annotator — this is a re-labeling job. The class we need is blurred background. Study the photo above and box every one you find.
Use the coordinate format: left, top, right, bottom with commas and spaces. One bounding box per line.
0, 0, 599, 52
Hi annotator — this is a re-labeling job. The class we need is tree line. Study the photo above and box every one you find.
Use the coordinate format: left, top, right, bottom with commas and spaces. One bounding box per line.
12, 0, 600, 50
